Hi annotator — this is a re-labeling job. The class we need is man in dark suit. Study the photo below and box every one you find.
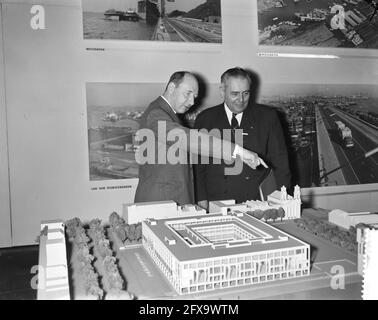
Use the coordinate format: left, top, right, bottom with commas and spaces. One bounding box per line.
194, 67, 291, 209
134, 71, 268, 205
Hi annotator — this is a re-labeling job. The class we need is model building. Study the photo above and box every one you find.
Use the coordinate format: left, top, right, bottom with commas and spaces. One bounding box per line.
142, 210, 310, 295
362, 227, 378, 300
123, 200, 206, 224
39, 187, 310, 298
37, 220, 70, 300
328, 209, 378, 275
210, 185, 301, 221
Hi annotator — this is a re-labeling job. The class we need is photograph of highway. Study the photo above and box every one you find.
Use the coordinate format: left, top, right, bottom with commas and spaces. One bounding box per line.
260, 83, 378, 188
258, 0, 378, 48
82, 0, 222, 42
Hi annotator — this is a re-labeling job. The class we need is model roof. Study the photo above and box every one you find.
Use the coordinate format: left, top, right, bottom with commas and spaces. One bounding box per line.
144, 212, 308, 262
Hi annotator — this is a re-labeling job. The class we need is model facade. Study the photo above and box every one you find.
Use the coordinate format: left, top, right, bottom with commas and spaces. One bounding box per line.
123, 200, 206, 224
357, 222, 378, 275
142, 211, 310, 295
361, 227, 378, 300
328, 209, 378, 276
38, 220, 70, 300
209, 185, 301, 220
329, 209, 378, 230
265, 185, 302, 219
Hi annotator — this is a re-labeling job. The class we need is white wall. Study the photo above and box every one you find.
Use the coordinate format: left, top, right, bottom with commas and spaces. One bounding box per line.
1, 0, 378, 246
0, 1, 12, 247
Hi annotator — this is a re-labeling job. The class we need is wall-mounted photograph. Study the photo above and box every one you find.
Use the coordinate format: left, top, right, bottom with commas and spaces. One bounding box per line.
86, 83, 161, 181
85, 81, 222, 181
259, 83, 378, 188
86, 82, 378, 187
258, 0, 378, 48
82, 0, 222, 43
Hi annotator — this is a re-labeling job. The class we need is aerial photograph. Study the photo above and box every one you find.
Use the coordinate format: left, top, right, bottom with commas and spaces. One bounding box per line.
259, 83, 378, 188
85, 81, 378, 186
258, 0, 378, 48
82, 0, 222, 42
85, 82, 160, 181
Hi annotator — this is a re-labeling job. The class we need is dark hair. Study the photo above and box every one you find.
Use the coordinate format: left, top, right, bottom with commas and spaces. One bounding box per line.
221, 67, 251, 85
165, 71, 192, 91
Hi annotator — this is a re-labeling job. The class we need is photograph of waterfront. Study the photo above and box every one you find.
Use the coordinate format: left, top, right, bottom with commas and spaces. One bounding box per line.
82, 0, 222, 42
259, 83, 378, 188
258, 0, 378, 48
86, 82, 165, 181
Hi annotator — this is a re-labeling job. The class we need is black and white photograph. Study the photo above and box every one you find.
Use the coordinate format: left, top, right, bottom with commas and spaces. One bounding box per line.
86, 81, 222, 181
260, 83, 378, 187
82, 0, 222, 42
86, 83, 148, 181
258, 0, 378, 48
1, 0, 378, 303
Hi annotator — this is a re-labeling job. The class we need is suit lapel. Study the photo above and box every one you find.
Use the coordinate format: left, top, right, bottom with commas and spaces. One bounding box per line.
240, 104, 256, 130
217, 104, 232, 129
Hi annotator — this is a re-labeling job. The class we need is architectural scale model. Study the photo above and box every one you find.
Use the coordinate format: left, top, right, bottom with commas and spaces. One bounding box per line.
265, 185, 301, 219
123, 200, 206, 224
209, 185, 302, 220
209, 200, 248, 214
142, 210, 310, 295
361, 227, 378, 300
328, 209, 378, 275
37, 220, 70, 300
38, 187, 311, 298
329, 209, 378, 230
357, 223, 378, 274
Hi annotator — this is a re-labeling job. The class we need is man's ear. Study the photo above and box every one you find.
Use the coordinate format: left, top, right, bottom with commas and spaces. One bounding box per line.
167, 82, 176, 95
219, 84, 225, 100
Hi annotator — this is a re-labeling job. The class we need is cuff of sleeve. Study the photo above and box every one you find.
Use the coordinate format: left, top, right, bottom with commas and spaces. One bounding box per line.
232, 145, 241, 159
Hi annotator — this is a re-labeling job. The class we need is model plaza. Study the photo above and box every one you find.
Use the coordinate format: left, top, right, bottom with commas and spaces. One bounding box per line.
142, 211, 310, 295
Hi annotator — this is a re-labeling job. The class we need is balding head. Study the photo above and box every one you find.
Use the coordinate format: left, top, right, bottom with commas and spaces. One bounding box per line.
164, 72, 199, 114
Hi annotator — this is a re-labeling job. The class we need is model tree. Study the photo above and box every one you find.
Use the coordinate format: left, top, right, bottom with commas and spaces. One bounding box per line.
66, 217, 82, 239
251, 209, 264, 220
87, 218, 134, 299
65, 217, 103, 299
128, 224, 136, 242
135, 223, 142, 242
263, 209, 273, 222
109, 212, 120, 227
293, 216, 358, 253
109, 212, 127, 242
277, 207, 285, 221
271, 208, 279, 222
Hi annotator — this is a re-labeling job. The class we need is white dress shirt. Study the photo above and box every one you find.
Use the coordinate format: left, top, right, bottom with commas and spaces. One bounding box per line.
224, 103, 243, 126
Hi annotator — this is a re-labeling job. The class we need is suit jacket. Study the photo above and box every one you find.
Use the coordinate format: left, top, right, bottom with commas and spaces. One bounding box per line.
134, 97, 236, 205
194, 103, 291, 203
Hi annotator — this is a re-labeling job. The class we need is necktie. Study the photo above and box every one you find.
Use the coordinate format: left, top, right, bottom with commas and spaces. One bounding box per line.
231, 113, 239, 129
231, 113, 239, 143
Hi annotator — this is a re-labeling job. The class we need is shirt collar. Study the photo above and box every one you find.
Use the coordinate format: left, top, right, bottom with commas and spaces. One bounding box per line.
224, 103, 243, 126
161, 95, 176, 114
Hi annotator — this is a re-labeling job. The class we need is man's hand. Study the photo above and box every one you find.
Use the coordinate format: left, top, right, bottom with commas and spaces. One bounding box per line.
197, 200, 209, 211
236, 146, 268, 170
